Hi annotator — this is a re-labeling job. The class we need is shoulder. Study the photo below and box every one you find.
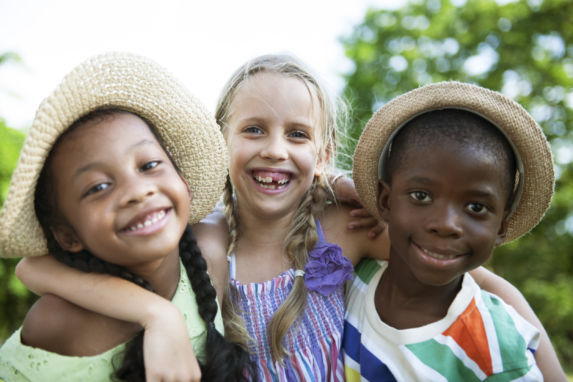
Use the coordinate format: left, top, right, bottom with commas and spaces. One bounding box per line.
320, 204, 390, 266
192, 208, 229, 304
21, 294, 140, 356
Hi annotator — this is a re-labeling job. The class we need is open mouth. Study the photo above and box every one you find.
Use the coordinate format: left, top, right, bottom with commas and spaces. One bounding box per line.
252, 170, 291, 190
416, 243, 460, 260
123, 209, 168, 232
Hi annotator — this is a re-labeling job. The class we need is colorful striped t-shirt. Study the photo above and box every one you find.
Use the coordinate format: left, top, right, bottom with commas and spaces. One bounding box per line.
342, 259, 542, 381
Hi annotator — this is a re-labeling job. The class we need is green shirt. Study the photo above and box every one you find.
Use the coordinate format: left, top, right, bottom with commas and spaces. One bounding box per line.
0, 260, 223, 381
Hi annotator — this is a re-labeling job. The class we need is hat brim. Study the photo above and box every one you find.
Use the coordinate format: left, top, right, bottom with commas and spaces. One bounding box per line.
353, 81, 554, 243
0, 52, 228, 257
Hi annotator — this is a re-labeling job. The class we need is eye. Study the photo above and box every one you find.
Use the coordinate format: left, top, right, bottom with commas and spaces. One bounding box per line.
409, 191, 431, 203
141, 160, 160, 171
467, 202, 488, 215
289, 130, 310, 139
244, 125, 263, 135
84, 182, 110, 197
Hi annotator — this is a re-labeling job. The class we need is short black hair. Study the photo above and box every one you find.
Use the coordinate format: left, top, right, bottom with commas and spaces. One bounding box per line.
384, 109, 517, 203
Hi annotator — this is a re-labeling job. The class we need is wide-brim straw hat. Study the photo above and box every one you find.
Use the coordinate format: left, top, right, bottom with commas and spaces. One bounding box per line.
0, 52, 228, 258
353, 81, 554, 244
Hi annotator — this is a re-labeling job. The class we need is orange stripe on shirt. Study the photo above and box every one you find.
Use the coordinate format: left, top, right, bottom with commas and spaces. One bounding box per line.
443, 298, 493, 375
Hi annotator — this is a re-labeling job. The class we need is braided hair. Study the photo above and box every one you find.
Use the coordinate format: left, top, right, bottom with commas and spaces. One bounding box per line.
34, 109, 254, 381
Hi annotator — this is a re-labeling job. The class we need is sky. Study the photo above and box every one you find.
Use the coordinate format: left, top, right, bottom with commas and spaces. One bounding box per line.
0, 0, 405, 130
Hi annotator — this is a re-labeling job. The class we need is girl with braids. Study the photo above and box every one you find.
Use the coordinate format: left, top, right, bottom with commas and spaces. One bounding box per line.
0, 53, 252, 381
13, 54, 563, 381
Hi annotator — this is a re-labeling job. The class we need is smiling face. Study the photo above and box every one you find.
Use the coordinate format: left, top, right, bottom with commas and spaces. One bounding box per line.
378, 110, 514, 289
223, 72, 324, 221
46, 112, 190, 271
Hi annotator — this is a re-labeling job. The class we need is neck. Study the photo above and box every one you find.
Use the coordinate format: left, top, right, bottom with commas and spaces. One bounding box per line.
375, 254, 462, 329
232, 202, 298, 282
236, 203, 296, 253
127, 251, 181, 300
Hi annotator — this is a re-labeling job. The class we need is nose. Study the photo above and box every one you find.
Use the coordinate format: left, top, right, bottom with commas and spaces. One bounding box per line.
119, 175, 156, 206
260, 133, 288, 161
425, 203, 463, 238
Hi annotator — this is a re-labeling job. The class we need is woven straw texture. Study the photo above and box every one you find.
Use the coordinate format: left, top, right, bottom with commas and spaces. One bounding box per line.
0, 52, 228, 258
353, 81, 554, 244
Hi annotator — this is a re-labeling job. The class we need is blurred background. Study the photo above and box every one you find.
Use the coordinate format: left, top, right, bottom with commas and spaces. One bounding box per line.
1, 0, 572, 375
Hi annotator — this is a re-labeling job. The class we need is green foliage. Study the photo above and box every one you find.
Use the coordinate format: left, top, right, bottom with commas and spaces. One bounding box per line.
0, 56, 36, 344
341, 0, 573, 370
0, 119, 25, 204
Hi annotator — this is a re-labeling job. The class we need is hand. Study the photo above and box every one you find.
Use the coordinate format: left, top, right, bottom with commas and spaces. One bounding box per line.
329, 174, 386, 239
347, 207, 387, 239
329, 173, 360, 207
143, 303, 201, 382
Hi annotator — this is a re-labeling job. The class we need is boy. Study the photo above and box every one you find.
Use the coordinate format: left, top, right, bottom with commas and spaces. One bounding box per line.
344, 82, 554, 381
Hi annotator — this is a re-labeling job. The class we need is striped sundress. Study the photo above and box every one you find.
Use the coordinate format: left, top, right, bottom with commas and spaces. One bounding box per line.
228, 221, 346, 381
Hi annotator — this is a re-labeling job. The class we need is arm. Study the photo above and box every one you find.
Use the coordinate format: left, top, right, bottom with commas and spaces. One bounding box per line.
470, 266, 567, 381
322, 203, 390, 266
16, 256, 201, 382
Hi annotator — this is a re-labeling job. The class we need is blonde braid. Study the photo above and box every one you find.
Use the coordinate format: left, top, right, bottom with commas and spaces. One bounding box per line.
266, 175, 330, 360
221, 176, 252, 349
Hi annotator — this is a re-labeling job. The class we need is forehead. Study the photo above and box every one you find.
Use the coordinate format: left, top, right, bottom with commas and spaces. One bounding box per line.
231, 72, 320, 119
49, 113, 159, 172
60, 113, 154, 147
395, 141, 509, 192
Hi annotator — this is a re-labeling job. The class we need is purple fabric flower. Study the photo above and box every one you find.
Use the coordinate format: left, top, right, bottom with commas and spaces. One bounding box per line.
304, 243, 353, 296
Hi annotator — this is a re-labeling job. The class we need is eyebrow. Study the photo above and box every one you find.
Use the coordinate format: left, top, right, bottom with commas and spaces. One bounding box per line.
407, 176, 497, 198
72, 139, 158, 180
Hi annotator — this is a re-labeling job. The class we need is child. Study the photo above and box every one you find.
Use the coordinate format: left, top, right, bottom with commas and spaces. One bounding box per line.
0, 52, 251, 381
13, 56, 563, 381
344, 81, 558, 380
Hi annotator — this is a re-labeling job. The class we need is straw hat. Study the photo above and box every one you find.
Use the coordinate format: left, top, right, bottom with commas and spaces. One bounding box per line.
0, 52, 228, 258
353, 81, 554, 244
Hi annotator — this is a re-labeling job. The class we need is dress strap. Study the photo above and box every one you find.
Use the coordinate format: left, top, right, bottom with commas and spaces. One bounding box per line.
227, 253, 237, 279
315, 219, 326, 244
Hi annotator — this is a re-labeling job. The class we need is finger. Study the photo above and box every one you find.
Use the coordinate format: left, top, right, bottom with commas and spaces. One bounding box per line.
368, 223, 386, 239
347, 217, 379, 230
348, 208, 370, 217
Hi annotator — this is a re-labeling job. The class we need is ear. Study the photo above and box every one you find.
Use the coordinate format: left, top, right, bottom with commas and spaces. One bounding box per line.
181, 175, 193, 202
51, 225, 84, 253
314, 150, 330, 177
377, 180, 392, 223
495, 210, 511, 246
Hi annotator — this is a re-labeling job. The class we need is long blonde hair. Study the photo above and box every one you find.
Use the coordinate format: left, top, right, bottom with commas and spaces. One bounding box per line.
216, 54, 343, 360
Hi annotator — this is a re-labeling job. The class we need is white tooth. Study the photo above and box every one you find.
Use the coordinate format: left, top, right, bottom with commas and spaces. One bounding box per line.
144, 220, 151, 227
255, 175, 273, 183
422, 247, 455, 260
137, 223, 143, 229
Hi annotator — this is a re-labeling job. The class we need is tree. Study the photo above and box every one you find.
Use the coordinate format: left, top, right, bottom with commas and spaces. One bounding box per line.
0, 52, 37, 342
340, 0, 573, 369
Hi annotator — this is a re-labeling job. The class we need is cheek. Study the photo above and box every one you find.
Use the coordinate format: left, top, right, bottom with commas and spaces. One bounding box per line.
296, 145, 320, 175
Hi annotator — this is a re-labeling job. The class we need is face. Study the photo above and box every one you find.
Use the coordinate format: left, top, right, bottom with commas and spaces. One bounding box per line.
223, 72, 324, 221
49, 113, 190, 272
378, 140, 510, 288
